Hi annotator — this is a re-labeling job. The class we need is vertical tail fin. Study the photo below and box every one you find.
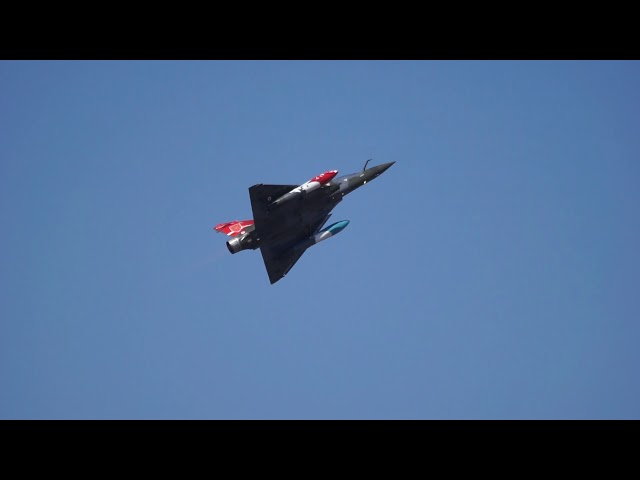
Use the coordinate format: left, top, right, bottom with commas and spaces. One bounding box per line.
213, 220, 255, 236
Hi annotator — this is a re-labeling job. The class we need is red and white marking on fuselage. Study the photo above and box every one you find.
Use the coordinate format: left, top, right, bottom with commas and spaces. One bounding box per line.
289, 170, 338, 195
268, 170, 339, 208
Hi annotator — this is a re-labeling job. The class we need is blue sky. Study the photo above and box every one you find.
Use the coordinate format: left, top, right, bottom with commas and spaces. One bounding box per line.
1, 60, 639, 419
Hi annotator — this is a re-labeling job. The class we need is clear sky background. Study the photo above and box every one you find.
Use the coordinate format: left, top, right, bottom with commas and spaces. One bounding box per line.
1, 60, 639, 419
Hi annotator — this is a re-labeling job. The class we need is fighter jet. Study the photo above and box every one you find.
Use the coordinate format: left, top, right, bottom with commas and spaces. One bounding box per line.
214, 160, 395, 284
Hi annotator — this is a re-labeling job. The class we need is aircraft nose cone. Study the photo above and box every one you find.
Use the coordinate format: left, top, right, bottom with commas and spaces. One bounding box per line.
379, 161, 395, 173
369, 161, 395, 178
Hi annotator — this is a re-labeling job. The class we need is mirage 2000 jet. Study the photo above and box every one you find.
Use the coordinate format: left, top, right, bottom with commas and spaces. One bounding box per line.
214, 160, 395, 284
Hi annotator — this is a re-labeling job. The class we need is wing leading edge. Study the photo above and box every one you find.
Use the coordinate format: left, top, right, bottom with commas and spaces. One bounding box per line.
249, 184, 334, 284
259, 245, 308, 285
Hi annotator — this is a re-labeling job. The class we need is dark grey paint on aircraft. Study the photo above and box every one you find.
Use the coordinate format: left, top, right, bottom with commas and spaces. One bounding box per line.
230, 161, 395, 284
